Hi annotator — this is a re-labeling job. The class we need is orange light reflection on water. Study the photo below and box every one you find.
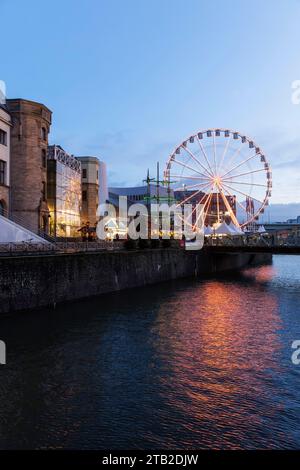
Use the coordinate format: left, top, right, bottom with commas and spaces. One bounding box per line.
152, 264, 286, 449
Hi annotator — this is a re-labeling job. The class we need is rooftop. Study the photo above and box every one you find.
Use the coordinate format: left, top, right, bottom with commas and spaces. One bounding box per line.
48, 145, 81, 173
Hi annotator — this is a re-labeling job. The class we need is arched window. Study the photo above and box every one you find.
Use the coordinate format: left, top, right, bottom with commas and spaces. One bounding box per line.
42, 215, 48, 233
42, 149, 46, 168
41, 127, 47, 141
0, 160, 6, 185
42, 181, 46, 201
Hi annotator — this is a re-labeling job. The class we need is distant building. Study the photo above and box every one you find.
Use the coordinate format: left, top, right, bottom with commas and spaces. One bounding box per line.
106, 184, 174, 238
286, 216, 300, 224
264, 222, 300, 242
47, 145, 82, 237
265, 222, 300, 231
109, 184, 173, 209
76, 156, 100, 226
6, 98, 52, 234
0, 104, 11, 216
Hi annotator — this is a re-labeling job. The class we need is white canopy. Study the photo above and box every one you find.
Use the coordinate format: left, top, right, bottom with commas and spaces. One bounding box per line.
257, 225, 267, 233
229, 221, 244, 235
0, 215, 50, 244
214, 221, 233, 235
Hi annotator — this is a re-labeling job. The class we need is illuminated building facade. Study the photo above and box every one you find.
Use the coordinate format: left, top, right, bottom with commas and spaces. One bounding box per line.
47, 145, 81, 237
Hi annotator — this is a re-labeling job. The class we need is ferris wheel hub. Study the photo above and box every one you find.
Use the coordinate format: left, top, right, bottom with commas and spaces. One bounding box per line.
213, 176, 222, 186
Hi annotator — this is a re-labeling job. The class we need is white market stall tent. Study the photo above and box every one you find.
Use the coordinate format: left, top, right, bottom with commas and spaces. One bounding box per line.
228, 221, 244, 235
257, 225, 267, 234
213, 221, 234, 236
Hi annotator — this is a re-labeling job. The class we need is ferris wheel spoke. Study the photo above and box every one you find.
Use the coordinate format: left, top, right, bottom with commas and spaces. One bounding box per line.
217, 135, 231, 174
206, 196, 215, 225
172, 158, 210, 179
226, 180, 267, 188
196, 136, 215, 176
201, 193, 213, 227
169, 173, 211, 182
175, 183, 213, 207
193, 191, 213, 229
221, 181, 264, 206
181, 145, 213, 178
213, 133, 217, 174
218, 186, 240, 227
189, 186, 214, 220
191, 189, 211, 220
221, 184, 248, 213
200, 187, 214, 206
224, 142, 244, 172
221, 153, 257, 179
222, 168, 265, 181
175, 181, 213, 192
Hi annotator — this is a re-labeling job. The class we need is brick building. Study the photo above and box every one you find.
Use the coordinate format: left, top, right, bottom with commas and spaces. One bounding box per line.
174, 190, 236, 226
6, 99, 52, 234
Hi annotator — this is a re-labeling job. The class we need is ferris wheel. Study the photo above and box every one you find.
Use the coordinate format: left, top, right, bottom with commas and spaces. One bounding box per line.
164, 128, 272, 229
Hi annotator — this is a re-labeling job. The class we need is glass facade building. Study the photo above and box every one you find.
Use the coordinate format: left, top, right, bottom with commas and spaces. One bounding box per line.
47, 145, 81, 237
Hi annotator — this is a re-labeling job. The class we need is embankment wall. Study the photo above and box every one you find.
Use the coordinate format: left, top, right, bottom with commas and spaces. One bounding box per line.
0, 249, 272, 314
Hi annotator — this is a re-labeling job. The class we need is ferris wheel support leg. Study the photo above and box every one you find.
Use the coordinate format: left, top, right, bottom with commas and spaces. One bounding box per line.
218, 186, 240, 228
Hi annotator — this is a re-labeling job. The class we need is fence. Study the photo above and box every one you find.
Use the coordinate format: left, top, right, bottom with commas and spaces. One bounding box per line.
0, 240, 125, 256
1, 232, 300, 256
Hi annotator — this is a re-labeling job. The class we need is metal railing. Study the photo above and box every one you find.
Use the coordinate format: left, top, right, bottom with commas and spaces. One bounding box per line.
0, 242, 57, 255
0, 239, 125, 256
1, 216, 300, 255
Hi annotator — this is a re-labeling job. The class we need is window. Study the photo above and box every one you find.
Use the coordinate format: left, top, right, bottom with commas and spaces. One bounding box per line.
41, 127, 47, 141
82, 168, 87, 178
82, 190, 87, 201
0, 160, 6, 185
0, 200, 4, 216
42, 149, 46, 168
0, 129, 7, 146
42, 181, 46, 201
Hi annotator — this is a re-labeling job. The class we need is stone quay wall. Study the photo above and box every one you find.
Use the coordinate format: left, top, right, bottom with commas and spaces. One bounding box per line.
0, 248, 272, 314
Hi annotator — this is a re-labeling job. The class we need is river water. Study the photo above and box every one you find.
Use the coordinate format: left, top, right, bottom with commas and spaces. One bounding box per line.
0, 255, 300, 449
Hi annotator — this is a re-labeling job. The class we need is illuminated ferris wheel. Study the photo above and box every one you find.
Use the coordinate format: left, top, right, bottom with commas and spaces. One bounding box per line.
164, 128, 272, 228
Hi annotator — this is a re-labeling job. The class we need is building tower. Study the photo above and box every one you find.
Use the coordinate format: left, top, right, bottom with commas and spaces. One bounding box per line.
6, 99, 52, 234
76, 156, 100, 227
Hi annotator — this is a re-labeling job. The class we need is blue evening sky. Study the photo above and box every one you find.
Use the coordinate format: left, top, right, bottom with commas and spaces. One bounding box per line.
2, 0, 300, 207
